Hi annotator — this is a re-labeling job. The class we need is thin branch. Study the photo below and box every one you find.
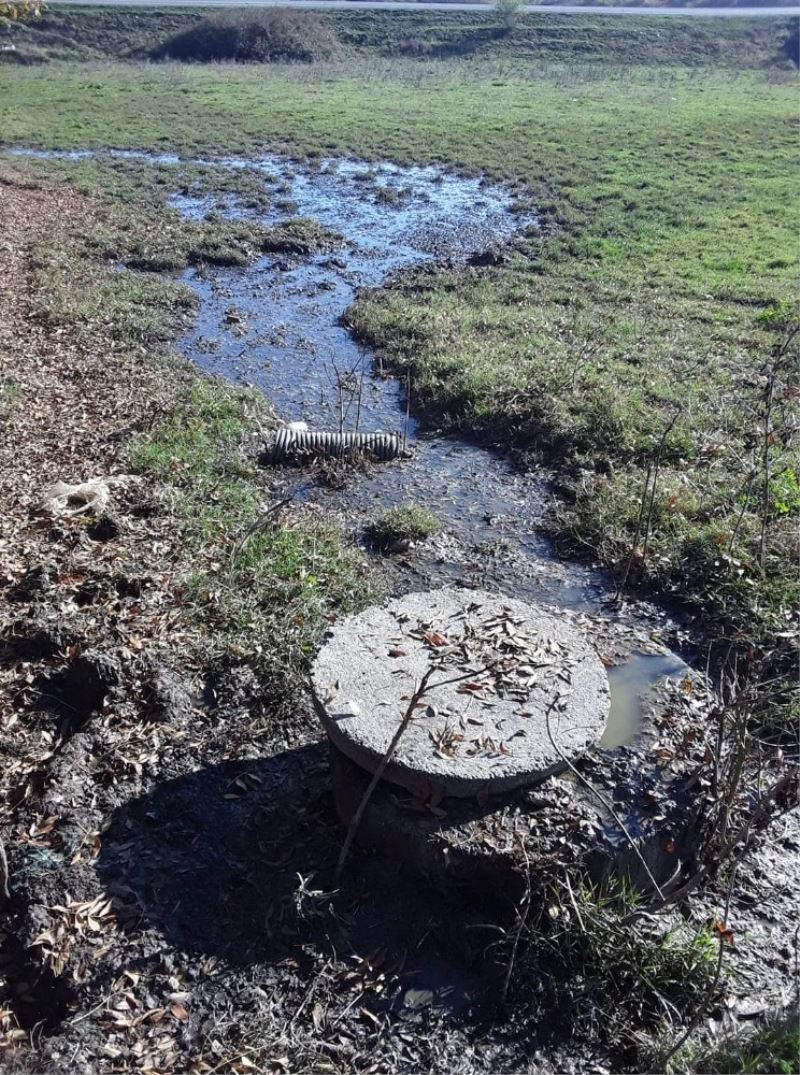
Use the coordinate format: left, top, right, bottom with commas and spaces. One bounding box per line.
544, 699, 665, 901
500, 840, 532, 1010
641, 406, 681, 570
0, 836, 9, 903
616, 462, 652, 599
759, 366, 775, 571
727, 465, 757, 557
403, 371, 411, 454
661, 861, 739, 1071
332, 662, 497, 886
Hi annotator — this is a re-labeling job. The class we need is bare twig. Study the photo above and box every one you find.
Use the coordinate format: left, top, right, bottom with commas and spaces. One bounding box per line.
758, 365, 776, 571
661, 861, 739, 1071
354, 359, 364, 436
500, 840, 532, 1010
641, 406, 681, 569
757, 322, 799, 570
727, 464, 757, 557
0, 835, 9, 902
616, 461, 652, 598
544, 699, 666, 901
403, 371, 411, 454
332, 662, 497, 886
563, 871, 587, 934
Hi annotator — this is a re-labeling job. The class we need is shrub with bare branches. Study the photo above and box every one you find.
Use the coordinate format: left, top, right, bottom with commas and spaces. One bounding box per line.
157, 8, 340, 65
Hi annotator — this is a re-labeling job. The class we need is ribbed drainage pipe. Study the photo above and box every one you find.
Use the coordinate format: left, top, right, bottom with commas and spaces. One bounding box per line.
271, 428, 404, 462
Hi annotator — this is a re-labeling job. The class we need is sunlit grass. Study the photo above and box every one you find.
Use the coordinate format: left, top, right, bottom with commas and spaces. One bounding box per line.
2, 49, 796, 676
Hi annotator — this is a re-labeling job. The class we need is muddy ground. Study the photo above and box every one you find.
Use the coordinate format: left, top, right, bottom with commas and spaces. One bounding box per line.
0, 178, 798, 1075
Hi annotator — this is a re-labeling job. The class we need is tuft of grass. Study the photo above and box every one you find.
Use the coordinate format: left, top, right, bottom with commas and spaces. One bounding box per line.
29, 235, 196, 345
368, 502, 441, 550
130, 380, 378, 670
128, 379, 249, 484
512, 879, 719, 1047
675, 1010, 800, 1074
0, 377, 20, 416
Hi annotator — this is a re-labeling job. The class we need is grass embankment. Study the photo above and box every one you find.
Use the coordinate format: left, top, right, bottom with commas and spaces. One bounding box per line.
0, 5, 796, 66
129, 381, 373, 676
2, 54, 796, 697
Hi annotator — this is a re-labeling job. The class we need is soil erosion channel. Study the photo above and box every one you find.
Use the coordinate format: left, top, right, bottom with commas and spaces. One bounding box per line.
174, 152, 690, 743
9, 147, 690, 741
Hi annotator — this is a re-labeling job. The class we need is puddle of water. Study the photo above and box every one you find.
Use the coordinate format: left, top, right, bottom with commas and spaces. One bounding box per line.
603, 651, 689, 749
2, 145, 689, 744
6, 146, 184, 167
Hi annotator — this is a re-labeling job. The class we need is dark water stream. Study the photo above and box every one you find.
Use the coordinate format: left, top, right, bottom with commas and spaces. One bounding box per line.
5, 147, 689, 744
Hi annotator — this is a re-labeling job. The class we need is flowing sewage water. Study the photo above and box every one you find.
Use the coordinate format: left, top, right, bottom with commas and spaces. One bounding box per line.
5, 147, 689, 743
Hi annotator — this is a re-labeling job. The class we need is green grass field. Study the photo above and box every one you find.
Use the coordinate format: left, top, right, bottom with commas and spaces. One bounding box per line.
1, 15, 797, 700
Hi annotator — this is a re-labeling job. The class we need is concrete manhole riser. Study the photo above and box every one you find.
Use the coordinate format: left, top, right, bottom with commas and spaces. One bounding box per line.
312, 588, 611, 799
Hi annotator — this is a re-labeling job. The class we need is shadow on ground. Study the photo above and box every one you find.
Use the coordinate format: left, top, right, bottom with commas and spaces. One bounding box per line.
96, 742, 493, 1016
97, 744, 339, 965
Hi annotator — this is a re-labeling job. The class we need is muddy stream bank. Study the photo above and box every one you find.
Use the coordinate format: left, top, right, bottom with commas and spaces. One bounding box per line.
105, 147, 693, 743
4, 145, 695, 736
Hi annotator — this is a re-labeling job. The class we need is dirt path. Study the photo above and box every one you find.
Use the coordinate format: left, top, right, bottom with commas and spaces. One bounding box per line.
0, 182, 213, 1057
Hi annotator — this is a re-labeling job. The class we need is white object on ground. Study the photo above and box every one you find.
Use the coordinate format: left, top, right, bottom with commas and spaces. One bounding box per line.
39, 475, 140, 518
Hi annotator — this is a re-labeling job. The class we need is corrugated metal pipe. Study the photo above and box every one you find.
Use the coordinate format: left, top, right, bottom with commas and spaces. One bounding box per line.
271, 427, 405, 462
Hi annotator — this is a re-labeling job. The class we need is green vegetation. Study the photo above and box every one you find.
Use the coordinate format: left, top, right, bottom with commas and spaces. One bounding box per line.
0, 7, 795, 67
679, 1012, 800, 1074
2, 158, 375, 686
495, 0, 526, 33
1, 15, 796, 686
7, 153, 339, 277
130, 380, 375, 667
0, 378, 20, 417
23, 193, 197, 345
369, 502, 441, 549
515, 879, 718, 1046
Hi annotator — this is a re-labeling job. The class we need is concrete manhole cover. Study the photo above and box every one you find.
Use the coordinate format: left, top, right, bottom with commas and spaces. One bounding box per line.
312, 588, 611, 798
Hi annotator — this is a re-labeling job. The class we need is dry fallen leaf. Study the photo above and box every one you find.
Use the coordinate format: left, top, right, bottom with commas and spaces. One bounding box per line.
424, 631, 448, 648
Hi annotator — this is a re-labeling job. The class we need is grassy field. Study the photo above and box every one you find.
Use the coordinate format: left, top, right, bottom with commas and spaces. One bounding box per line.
1, 13, 797, 703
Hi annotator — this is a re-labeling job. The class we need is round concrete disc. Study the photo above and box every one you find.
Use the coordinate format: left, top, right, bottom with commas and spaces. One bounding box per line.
312, 588, 610, 798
